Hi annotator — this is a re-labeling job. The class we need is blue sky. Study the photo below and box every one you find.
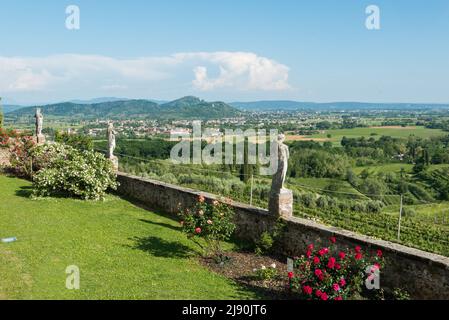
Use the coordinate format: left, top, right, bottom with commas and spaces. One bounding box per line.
1, 0, 448, 104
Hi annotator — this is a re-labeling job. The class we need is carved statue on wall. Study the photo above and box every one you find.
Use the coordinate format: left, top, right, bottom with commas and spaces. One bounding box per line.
269, 133, 293, 219
107, 122, 116, 159
271, 133, 289, 191
35, 108, 43, 136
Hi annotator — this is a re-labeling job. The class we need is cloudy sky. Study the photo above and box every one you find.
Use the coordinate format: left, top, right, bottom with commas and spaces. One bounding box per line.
1, 0, 449, 105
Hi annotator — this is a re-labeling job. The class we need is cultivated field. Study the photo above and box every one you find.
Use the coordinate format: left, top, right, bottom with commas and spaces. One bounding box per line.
288, 126, 446, 145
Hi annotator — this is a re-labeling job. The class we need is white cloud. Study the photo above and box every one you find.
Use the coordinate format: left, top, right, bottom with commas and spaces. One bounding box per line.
175, 52, 290, 91
0, 52, 291, 102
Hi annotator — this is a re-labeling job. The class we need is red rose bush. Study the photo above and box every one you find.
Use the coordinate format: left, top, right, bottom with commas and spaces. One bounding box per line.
289, 237, 384, 300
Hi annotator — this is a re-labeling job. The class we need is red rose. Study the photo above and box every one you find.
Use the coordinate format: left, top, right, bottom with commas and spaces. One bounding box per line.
315, 290, 323, 298
314, 269, 323, 278
339, 278, 346, 287
338, 251, 346, 260
355, 253, 362, 260
288, 272, 294, 279
302, 286, 313, 295
334, 296, 343, 301
318, 248, 328, 256
195, 227, 202, 234
374, 262, 381, 270
330, 236, 336, 244
335, 263, 341, 270
306, 250, 312, 258
313, 256, 320, 264
355, 246, 362, 253
377, 249, 383, 258
308, 244, 314, 250
320, 292, 328, 301
327, 257, 336, 269
333, 283, 340, 292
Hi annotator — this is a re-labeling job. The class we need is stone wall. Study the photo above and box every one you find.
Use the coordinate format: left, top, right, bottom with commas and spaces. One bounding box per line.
117, 172, 449, 300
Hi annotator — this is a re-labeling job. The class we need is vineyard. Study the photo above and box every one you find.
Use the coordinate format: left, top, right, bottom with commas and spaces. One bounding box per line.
115, 154, 449, 257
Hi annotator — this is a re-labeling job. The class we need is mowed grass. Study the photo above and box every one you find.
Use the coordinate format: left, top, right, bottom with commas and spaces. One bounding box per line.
307, 126, 446, 145
0, 175, 259, 300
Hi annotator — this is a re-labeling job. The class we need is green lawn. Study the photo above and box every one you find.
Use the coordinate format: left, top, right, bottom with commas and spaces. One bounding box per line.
309, 126, 445, 145
0, 175, 258, 300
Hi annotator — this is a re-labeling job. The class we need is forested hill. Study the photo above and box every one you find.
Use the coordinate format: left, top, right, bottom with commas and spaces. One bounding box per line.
7, 96, 242, 120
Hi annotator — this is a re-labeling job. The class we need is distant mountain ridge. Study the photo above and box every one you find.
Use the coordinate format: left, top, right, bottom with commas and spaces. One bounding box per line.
7, 96, 242, 120
2, 105, 25, 113
230, 101, 449, 111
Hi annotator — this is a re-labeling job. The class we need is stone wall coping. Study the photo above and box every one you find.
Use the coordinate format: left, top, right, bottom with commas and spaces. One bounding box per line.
117, 172, 449, 269
117, 172, 270, 217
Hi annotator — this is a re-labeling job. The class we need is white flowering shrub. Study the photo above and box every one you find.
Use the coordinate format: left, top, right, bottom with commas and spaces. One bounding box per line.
32, 143, 118, 200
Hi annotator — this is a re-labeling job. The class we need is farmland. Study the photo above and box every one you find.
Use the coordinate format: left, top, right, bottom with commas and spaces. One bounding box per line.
287, 126, 446, 145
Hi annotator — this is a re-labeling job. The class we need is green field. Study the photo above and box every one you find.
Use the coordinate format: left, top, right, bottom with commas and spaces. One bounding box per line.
0, 175, 258, 300
309, 126, 446, 145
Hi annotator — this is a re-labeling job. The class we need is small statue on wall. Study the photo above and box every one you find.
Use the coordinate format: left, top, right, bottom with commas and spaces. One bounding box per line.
268, 133, 293, 219
34, 108, 45, 144
107, 122, 118, 171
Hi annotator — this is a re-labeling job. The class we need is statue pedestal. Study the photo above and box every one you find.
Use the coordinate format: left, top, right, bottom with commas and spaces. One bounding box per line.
33, 134, 46, 145
109, 156, 119, 171
269, 188, 293, 219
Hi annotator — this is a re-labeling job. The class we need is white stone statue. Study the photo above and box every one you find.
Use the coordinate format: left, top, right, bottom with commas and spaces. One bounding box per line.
107, 122, 116, 159
35, 108, 43, 136
107, 122, 118, 171
271, 134, 290, 191
34, 108, 45, 144
269, 133, 293, 218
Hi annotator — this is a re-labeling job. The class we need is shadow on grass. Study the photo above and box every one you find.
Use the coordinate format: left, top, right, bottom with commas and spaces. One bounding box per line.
139, 219, 181, 232
130, 236, 194, 259
15, 186, 33, 198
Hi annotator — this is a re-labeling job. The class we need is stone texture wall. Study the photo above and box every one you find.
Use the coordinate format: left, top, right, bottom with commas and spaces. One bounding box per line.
117, 172, 449, 300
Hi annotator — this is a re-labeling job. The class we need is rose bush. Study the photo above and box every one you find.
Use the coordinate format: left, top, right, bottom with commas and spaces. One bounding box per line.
288, 237, 384, 300
0, 128, 10, 148
9, 136, 37, 177
178, 195, 236, 258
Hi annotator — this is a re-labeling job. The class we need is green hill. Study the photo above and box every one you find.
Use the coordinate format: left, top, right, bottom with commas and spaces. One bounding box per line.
8, 96, 242, 120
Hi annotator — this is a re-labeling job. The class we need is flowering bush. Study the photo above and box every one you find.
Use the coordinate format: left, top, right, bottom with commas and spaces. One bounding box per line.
0, 128, 10, 148
178, 195, 236, 258
253, 263, 278, 281
0, 128, 22, 148
288, 237, 384, 300
9, 136, 37, 177
32, 143, 118, 200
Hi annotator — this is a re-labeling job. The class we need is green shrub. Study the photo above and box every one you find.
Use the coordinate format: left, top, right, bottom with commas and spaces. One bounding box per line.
178, 195, 236, 258
366, 200, 384, 214
301, 193, 316, 209
32, 143, 118, 200
351, 202, 367, 213
316, 196, 329, 209
254, 231, 274, 255
253, 264, 278, 281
